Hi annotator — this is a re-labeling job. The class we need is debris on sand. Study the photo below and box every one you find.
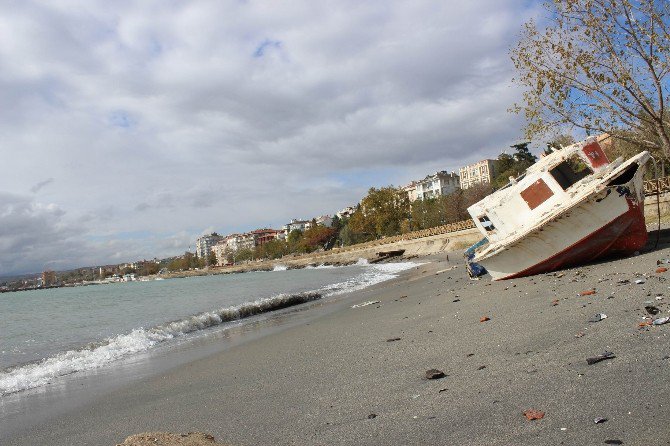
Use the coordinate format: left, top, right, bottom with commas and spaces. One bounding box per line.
653, 316, 670, 325
351, 301, 380, 308
480, 316, 490, 322
386, 337, 401, 342
551, 299, 560, 306
645, 305, 660, 315
586, 351, 615, 365
588, 313, 608, 323
522, 409, 545, 420
425, 369, 446, 380
579, 289, 597, 296
367, 413, 377, 419
116, 432, 227, 446
594, 417, 608, 424
635, 279, 646, 285
656, 267, 668, 273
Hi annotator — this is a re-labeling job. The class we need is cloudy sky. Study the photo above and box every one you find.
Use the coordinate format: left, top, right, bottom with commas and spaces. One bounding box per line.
0, 0, 540, 276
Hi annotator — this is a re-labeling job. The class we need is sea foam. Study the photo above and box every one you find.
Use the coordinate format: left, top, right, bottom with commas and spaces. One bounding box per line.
0, 261, 417, 395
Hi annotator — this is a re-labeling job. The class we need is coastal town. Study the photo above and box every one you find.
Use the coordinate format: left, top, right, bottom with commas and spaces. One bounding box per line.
0, 152, 510, 292
4, 132, 636, 294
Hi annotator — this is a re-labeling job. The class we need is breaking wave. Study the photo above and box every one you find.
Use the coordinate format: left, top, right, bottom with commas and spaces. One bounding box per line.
0, 292, 321, 395
272, 265, 288, 271
0, 261, 417, 395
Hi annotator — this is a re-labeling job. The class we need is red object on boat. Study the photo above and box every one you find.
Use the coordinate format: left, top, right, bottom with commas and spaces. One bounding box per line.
582, 141, 610, 168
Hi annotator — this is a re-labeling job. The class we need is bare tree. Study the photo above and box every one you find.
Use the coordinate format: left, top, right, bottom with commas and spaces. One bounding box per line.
511, 0, 670, 155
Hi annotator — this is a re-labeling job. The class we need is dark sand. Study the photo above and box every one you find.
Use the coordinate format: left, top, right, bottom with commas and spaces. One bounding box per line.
3, 247, 670, 445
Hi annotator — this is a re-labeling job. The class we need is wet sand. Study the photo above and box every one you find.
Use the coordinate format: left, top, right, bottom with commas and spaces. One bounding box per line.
4, 246, 670, 445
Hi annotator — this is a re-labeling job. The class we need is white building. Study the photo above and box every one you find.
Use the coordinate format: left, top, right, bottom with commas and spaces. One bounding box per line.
412, 171, 460, 201
459, 160, 498, 189
402, 182, 419, 202
195, 233, 223, 258
282, 219, 311, 235
315, 215, 333, 227
336, 206, 356, 219
212, 241, 230, 266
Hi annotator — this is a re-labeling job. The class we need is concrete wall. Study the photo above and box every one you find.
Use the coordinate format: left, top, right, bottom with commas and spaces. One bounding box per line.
644, 191, 670, 219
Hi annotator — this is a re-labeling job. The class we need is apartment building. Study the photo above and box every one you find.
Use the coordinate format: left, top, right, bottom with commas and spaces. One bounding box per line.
408, 171, 460, 201
402, 182, 419, 202
282, 219, 311, 235
459, 159, 498, 189
195, 233, 223, 258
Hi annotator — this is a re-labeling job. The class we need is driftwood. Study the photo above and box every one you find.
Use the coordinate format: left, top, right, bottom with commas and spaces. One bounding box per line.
370, 249, 406, 263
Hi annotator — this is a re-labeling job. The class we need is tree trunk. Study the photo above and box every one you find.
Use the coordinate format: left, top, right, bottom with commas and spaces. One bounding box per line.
655, 120, 670, 159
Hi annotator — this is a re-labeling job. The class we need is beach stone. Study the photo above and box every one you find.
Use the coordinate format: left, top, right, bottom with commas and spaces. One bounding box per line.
116, 432, 228, 446
425, 369, 446, 380
522, 409, 545, 420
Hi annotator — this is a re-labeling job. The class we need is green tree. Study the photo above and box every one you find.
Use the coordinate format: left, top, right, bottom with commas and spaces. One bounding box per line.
349, 186, 410, 239
207, 250, 218, 267
492, 143, 538, 188
287, 229, 303, 245
234, 248, 254, 262
511, 0, 670, 155
255, 239, 287, 259
410, 198, 445, 230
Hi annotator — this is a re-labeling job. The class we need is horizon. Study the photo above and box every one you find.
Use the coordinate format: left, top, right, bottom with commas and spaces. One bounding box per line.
0, 1, 547, 276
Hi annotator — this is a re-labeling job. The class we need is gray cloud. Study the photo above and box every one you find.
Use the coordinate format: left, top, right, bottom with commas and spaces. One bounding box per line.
30, 177, 55, 193
0, 0, 540, 275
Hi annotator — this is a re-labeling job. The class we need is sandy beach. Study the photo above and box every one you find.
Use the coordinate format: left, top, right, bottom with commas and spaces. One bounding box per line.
3, 237, 670, 445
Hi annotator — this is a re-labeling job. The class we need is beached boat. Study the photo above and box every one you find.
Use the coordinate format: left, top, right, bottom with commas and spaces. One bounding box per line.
466, 136, 650, 280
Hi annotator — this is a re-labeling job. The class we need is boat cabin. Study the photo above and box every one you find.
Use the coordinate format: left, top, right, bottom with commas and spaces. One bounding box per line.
468, 137, 615, 244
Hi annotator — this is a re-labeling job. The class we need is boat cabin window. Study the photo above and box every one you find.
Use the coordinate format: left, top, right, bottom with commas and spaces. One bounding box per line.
478, 215, 496, 232
549, 155, 593, 190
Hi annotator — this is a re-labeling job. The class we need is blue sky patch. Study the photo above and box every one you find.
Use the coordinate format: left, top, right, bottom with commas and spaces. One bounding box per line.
253, 39, 281, 58
108, 110, 135, 128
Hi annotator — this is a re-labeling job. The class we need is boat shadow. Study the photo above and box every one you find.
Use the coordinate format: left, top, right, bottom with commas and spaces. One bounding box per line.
644, 227, 670, 253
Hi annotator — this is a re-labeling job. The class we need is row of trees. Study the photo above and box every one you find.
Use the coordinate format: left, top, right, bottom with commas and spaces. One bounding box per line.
335, 182, 496, 246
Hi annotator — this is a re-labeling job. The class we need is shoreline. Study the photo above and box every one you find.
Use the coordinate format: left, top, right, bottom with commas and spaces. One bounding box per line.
0, 259, 423, 395
0, 259, 427, 441
4, 246, 670, 445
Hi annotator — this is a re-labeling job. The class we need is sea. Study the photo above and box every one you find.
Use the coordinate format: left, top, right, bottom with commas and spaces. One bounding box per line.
0, 260, 417, 396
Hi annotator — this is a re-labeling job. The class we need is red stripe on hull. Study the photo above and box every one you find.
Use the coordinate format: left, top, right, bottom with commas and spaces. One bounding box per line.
500, 203, 647, 280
